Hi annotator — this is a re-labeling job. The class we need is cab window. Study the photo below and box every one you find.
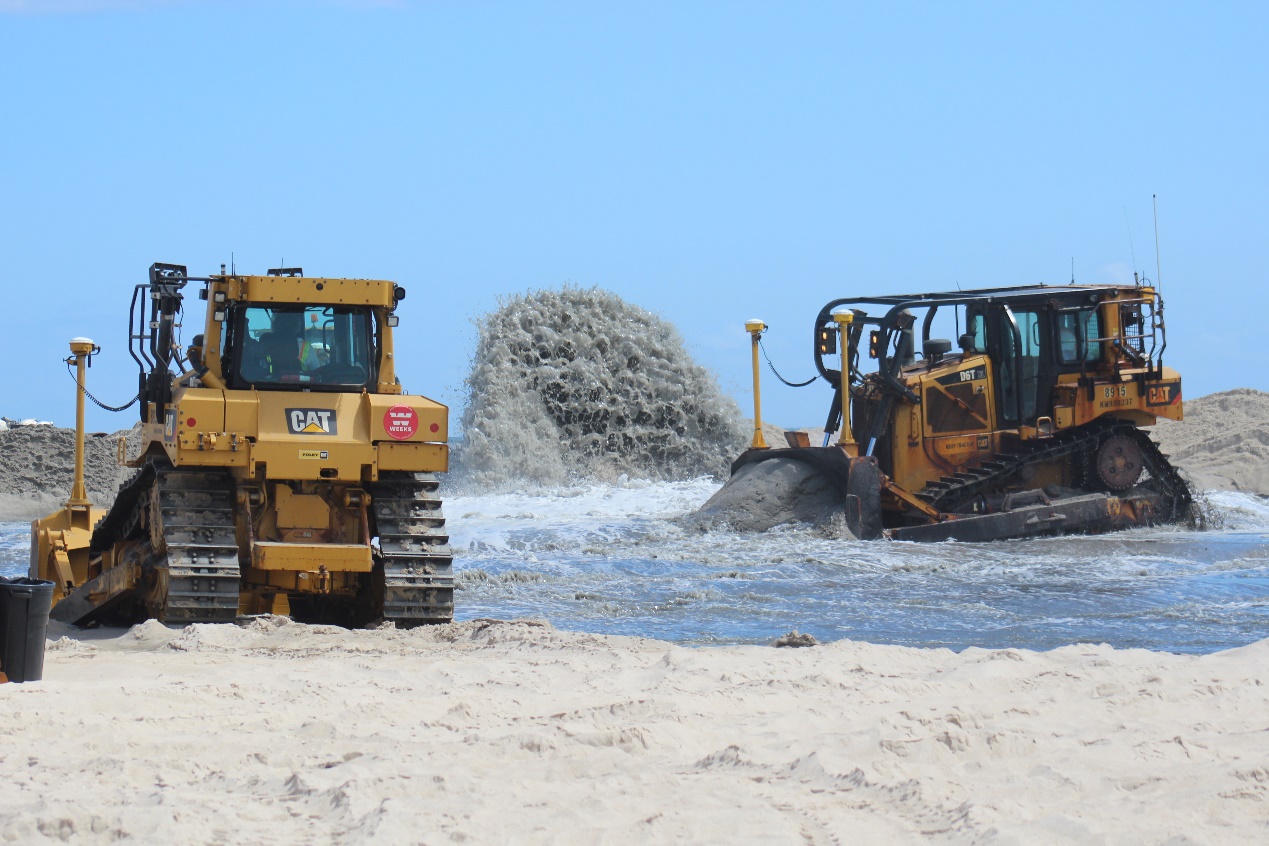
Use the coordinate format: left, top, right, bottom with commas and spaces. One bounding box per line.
995, 308, 1044, 424
1057, 309, 1101, 365
967, 312, 987, 352
231, 305, 375, 389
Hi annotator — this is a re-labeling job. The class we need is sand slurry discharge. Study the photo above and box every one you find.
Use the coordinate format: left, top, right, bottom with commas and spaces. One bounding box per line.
455, 286, 749, 489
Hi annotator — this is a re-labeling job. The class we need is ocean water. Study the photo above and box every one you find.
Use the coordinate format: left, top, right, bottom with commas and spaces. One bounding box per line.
6, 484, 1268, 654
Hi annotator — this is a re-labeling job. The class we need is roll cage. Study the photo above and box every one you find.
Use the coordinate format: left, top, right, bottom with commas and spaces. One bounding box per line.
811, 284, 1167, 450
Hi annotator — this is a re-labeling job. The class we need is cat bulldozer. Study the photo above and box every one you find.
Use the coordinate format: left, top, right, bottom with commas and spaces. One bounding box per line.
31, 263, 452, 627
731, 280, 1191, 542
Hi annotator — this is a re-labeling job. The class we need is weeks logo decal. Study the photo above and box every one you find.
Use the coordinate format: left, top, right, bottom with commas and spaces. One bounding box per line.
384, 405, 419, 440
287, 408, 338, 436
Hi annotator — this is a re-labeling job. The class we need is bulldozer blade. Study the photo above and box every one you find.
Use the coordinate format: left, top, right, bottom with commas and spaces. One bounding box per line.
890, 491, 1172, 543
48, 563, 139, 626
730, 446, 884, 540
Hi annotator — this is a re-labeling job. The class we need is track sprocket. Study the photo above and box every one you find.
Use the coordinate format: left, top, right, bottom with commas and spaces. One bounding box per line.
1094, 433, 1145, 491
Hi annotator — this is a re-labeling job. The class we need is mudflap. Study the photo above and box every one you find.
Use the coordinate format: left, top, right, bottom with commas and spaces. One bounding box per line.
731, 447, 884, 540
890, 491, 1170, 543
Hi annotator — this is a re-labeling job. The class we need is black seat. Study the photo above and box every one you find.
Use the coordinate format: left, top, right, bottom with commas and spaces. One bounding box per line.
259, 332, 299, 376
923, 338, 952, 363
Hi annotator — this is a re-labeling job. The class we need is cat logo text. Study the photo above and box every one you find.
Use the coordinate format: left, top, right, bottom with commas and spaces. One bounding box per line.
286, 408, 338, 435
1145, 383, 1181, 407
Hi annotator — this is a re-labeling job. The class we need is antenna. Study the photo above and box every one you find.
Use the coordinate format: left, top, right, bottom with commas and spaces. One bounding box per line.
1123, 205, 1138, 279
1152, 194, 1163, 293
231, 252, 236, 276
1070, 257, 1075, 285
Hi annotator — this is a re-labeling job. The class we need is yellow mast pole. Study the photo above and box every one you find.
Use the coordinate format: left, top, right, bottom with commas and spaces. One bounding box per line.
745, 319, 768, 449
832, 310, 857, 456
67, 338, 95, 511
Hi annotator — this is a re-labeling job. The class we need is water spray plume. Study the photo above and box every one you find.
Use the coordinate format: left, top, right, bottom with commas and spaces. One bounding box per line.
456, 287, 748, 489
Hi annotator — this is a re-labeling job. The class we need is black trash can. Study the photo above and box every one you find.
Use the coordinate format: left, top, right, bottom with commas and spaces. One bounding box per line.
0, 577, 55, 683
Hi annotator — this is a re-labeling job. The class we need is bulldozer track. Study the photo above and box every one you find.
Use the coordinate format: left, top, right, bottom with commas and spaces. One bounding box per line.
915, 421, 1192, 520
90, 462, 241, 624
369, 471, 454, 626
152, 469, 241, 623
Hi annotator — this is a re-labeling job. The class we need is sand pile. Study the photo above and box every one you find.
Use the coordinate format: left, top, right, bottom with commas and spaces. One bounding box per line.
1151, 388, 1269, 495
3, 618, 1267, 843
457, 287, 748, 489
689, 458, 853, 534
0, 424, 142, 520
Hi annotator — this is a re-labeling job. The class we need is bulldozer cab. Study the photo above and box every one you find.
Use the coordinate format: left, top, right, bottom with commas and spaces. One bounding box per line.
125, 263, 413, 427
983, 304, 1051, 427
972, 301, 1106, 428
227, 304, 375, 389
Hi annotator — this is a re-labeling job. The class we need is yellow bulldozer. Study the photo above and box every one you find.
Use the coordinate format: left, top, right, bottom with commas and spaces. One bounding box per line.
31, 263, 452, 627
731, 280, 1191, 541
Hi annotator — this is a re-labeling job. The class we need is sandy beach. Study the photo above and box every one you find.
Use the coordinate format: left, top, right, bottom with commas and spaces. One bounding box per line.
1, 618, 1265, 844
4, 391, 1268, 843
5, 3, 1267, 840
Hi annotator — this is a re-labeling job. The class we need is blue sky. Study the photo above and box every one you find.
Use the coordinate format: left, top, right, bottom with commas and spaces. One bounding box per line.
1, 0, 1265, 432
